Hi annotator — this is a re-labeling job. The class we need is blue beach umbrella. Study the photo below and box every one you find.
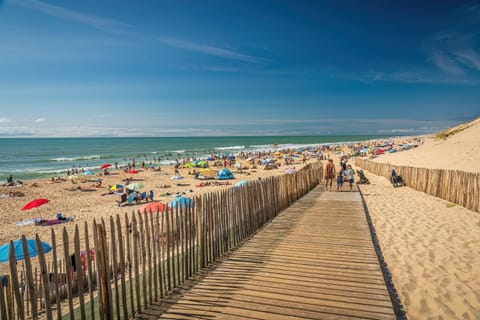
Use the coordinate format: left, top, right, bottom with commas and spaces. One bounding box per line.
168, 197, 194, 209
0, 239, 52, 263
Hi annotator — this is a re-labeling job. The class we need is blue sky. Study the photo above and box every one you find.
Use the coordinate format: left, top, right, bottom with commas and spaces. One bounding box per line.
0, 0, 479, 137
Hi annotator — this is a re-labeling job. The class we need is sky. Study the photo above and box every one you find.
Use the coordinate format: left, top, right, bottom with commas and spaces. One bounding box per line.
0, 0, 479, 137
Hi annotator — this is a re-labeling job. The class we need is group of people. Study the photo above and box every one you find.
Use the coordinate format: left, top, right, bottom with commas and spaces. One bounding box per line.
324, 158, 355, 192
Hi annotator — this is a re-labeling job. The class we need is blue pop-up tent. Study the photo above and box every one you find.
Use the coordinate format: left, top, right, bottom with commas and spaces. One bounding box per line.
217, 168, 234, 180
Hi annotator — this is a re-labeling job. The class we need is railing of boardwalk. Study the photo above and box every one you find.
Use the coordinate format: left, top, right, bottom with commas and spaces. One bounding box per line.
355, 158, 480, 213
0, 161, 323, 320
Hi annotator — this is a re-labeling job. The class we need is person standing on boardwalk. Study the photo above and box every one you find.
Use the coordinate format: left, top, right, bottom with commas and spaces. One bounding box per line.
347, 165, 355, 191
324, 159, 336, 191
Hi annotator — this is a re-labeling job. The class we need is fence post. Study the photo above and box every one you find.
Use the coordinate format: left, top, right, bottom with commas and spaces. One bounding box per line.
96, 224, 112, 320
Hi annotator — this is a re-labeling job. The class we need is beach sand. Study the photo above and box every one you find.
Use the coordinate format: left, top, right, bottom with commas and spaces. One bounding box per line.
0, 160, 309, 274
356, 118, 480, 318
358, 172, 480, 319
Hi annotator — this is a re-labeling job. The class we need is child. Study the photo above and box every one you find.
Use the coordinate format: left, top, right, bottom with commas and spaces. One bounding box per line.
337, 172, 343, 191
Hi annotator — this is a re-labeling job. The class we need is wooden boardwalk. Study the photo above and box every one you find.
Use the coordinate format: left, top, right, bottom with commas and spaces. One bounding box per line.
152, 186, 396, 320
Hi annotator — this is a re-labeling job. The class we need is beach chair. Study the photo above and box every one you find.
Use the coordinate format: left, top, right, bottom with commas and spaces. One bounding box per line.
136, 192, 147, 204
391, 170, 405, 187
356, 170, 370, 184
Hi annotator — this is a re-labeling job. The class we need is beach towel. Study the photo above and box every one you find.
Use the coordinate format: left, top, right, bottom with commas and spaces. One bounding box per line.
35, 217, 74, 226
16, 219, 36, 226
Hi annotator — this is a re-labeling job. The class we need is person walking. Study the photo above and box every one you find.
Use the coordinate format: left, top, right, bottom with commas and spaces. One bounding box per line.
324, 159, 336, 191
347, 165, 355, 192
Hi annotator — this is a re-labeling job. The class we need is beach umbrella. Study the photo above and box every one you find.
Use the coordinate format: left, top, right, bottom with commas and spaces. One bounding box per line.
127, 169, 138, 174
143, 202, 168, 213
83, 170, 95, 176
168, 197, 194, 209
195, 160, 208, 167
126, 183, 144, 191
0, 238, 52, 263
22, 198, 49, 219
100, 163, 111, 169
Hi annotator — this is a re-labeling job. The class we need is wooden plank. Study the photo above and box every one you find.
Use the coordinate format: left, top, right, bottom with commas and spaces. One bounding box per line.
50, 229, 62, 320
109, 217, 120, 320
116, 215, 128, 320
35, 234, 53, 320
84, 222, 95, 320
92, 219, 104, 319
20, 236, 37, 319
62, 227, 75, 320
131, 213, 141, 314
144, 209, 153, 306
0, 274, 7, 320
8, 241, 24, 320
150, 211, 158, 302
73, 225, 86, 320
137, 211, 147, 309
96, 223, 112, 320
124, 212, 135, 316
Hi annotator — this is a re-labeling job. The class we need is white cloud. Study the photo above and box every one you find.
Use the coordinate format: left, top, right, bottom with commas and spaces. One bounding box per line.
11, 0, 133, 35
34, 118, 46, 123
430, 51, 465, 75
0, 117, 11, 123
454, 50, 480, 70
158, 37, 258, 63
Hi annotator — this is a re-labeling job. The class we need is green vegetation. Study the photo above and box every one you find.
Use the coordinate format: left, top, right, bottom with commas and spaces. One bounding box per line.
435, 117, 478, 140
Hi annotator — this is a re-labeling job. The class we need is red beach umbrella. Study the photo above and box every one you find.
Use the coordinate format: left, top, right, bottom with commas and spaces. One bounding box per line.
127, 169, 138, 174
143, 202, 168, 213
22, 198, 49, 219
100, 163, 111, 169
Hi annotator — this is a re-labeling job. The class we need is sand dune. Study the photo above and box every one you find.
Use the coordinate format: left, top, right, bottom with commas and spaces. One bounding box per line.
372, 117, 480, 172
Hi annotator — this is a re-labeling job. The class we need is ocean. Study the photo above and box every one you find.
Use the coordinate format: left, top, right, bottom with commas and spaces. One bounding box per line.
0, 135, 388, 181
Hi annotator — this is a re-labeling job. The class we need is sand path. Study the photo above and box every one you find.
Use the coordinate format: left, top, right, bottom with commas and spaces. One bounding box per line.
357, 169, 480, 319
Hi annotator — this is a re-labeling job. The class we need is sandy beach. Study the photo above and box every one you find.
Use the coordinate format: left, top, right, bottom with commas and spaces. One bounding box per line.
0, 157, 313, 273
1, 119, 479, 319
356, 119, 480, 319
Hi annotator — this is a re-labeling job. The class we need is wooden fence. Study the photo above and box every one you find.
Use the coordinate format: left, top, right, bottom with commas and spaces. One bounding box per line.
355, 158, 480, 213
0, 162, 322, 320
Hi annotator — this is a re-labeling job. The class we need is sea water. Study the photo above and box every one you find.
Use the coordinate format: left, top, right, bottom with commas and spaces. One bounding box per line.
0, 135, 388, 181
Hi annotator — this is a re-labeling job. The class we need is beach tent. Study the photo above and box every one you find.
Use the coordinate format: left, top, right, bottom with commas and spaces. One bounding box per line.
143, 202, 167, 213
168, 197, 194, 209
217, 168, 234, 180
